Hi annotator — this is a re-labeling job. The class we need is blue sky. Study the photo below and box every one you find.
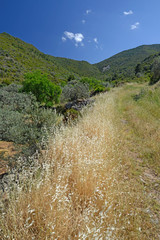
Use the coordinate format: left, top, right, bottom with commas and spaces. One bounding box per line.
1, 0, 160, 63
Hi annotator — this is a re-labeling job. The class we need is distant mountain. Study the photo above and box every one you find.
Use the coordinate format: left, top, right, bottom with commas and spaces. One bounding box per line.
1, 32, 160, 84
95, 45, 160, 78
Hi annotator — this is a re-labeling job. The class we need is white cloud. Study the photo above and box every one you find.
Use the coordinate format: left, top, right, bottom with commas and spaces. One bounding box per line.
74, 33, 84, 43
82, 20, 86, 24
94, 38, 98, 44
62, 37, 66, 42
63, 31, 84, 46
64, 31, 75, 40
123, 10, 133, 15
131, 22, 140, 30
86, 9, 92, 15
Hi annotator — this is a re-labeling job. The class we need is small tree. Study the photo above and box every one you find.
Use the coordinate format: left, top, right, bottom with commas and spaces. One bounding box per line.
150, 57, 160, 85
21, 71, 61, 106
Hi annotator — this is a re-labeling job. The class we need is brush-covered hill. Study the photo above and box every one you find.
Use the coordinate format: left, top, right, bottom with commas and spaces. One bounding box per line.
135, 52, 160, 76
54, 57, 103, 79
0, 33, 71, 84
0, 32, 103, 84
95, 44, 160, 79
1, 32, 160, 84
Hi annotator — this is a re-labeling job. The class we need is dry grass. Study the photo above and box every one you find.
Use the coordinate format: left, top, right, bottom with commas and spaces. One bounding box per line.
0, 87, 158, 239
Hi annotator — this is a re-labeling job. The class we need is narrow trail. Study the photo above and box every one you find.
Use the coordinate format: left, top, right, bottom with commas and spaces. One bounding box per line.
114, 84, 160, 239
1, 84, 160, 239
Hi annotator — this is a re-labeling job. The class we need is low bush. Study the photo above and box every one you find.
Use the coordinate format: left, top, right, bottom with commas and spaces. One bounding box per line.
61, 81, 90, 102
80, 77, 104, 91
0, 84, 60, 146
91, 85, 106, 96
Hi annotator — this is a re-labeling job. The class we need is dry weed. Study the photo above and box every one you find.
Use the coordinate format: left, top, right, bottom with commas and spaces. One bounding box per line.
0, 89, 155, 239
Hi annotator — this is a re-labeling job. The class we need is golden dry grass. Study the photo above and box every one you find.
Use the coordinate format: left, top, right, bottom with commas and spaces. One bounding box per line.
0, 86, 159, 239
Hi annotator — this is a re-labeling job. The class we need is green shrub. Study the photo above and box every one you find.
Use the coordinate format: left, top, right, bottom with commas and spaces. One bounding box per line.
80, 77, 108, 95
21, 71, 62, 106
67, 74, 75, 81
92, 85, 106, 95
80, 77, 102, 90
150, 57, 160, 85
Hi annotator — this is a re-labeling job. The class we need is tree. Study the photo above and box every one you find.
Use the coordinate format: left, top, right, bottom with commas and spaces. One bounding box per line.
21, 71, 62, 106
150, 57, 160, 85
135, 63, 142, 76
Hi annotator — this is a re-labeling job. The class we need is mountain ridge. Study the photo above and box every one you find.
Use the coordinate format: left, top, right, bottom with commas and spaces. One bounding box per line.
94, 44, 160, 78
1, 32, 160, 84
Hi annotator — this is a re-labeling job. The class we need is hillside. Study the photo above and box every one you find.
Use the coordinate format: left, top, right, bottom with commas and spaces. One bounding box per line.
135, 52, 160, 76
54, 57, 103, 79
0, 33, 103, 84
95, 44, 160, 78
1, 32, 160, 84
0, 33, 71, 84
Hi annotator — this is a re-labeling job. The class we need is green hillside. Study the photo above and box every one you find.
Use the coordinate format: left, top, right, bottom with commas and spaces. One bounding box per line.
1, 32, 160, 84
0, 33, 73, 84
0, 33, 103, 84
135, 52, 160, 76
54, 57, 103, 79
95, 44, 160, 79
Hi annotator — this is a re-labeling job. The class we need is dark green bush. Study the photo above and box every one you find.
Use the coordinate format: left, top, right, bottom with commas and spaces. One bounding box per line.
150, 57, 160, 85
67, 74, 75, 81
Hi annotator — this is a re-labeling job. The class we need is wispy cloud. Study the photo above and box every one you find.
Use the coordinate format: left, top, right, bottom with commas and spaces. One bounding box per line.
64, 31, 74, 40
82, 20, 86, 24
131, 22, 140, 30
62, 37, 66, 42
63, 31, 84, 46
123, 10, 133, 15
94, 38, 98, 44
86, 9, 92, 15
